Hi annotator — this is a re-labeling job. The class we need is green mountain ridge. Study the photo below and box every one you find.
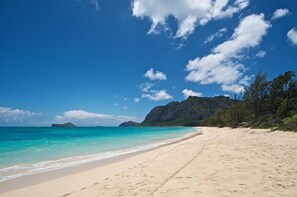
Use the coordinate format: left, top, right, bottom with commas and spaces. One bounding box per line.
141, 96, 232, 126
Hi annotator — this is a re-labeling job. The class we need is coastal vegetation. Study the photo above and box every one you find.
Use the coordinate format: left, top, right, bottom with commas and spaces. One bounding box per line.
204, 71, 297, 131
138, 71, 297, 131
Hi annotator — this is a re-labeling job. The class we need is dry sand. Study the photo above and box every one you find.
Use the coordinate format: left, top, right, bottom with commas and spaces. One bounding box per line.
1, 127, 297, 197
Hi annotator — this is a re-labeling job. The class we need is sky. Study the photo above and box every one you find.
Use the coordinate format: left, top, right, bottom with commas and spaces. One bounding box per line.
0, 0, 296, 126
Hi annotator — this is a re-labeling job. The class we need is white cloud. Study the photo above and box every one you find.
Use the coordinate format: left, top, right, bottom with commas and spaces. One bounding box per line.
272, 8, 289, 20
138, 82, 154, 92
140, 69, 171, 101
204, 28, 227, 44
239, 75, 253, 86
0, 107, 41, 125
142, 90, 172, 101
113, 103, 119, 106
132, 0, 249, 38
182, 89, 203, 99
287, 28, 297, 45
221, 84, 245, 94
55, 110, 139, 126
122, 106, 128, 110
256, 50, 266, 58
144, 68, 167, 80
186, 14, 270, 94
133, 98, 140, 103
215, 94, 230, 97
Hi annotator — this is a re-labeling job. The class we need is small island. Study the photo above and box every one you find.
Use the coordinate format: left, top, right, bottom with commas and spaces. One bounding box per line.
119, 121, 140, 127
51, 122, 76, 128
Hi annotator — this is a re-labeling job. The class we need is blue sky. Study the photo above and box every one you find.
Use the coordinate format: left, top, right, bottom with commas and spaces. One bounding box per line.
0, 0, 296, 126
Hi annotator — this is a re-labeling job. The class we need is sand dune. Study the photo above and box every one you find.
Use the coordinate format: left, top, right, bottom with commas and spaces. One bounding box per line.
2, 127, 297, 197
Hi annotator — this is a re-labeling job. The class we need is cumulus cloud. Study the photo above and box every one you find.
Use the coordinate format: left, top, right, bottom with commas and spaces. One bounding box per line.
144, 68, 167, 80
272, 8, 289, 20
239, 75, 253, 86
0, 107, 42, 125
221, 75, 253, 93
132, 0, 249, 38
204, 28, 227, 44
221, 84, 245, 93
55, 110, 139, 126
182, 89, 203, 99
287, 28, 297, 45
256, 50, 266, 58
186, 14, 270, 94
138, 82, 154, 92
140, 68, 171, 101
142, 90, 173, 101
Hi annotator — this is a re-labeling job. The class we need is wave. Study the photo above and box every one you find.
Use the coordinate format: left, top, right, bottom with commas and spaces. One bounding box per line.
0, 129, 200, 183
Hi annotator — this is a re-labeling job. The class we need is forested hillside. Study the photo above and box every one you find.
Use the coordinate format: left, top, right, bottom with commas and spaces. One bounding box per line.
141, 96, 231, 126
204, 71, 297, 131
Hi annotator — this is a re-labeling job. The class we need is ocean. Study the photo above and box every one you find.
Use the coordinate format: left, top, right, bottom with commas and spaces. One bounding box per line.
0, 126, 198, 182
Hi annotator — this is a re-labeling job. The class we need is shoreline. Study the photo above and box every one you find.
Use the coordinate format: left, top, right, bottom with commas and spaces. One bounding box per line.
2, 127, 297, 197
0, 128, 201, 193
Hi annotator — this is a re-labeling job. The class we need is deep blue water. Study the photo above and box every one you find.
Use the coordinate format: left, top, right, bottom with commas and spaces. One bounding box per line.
0, 126, 197, 182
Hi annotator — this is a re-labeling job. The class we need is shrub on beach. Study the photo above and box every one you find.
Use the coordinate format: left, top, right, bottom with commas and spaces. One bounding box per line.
279, 114, 297, 132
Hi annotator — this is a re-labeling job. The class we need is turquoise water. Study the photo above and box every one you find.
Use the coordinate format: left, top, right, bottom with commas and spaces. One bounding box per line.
0, 127, 197, 182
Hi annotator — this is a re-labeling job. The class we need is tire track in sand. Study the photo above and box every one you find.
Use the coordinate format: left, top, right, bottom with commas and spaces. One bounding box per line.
151, 133, 219, 195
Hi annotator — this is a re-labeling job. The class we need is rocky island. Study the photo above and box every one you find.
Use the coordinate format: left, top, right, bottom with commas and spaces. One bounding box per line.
51, 122, 76, 128
119, 121, 140, 127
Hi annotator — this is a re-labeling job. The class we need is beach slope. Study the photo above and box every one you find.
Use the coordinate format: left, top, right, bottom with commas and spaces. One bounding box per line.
2, 127, 297, 197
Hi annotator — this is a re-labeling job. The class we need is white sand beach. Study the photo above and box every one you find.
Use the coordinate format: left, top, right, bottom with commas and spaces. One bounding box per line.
1, 127, 297, 197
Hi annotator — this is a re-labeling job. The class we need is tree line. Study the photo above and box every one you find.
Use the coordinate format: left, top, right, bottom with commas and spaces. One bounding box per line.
203, 71, 297, 131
